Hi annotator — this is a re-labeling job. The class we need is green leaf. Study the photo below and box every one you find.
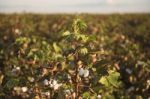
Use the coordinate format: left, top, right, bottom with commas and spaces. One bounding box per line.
5, 78, 19, 89
52, 53, 64, 61
67, 54, 74, 61
99, 70, 121, 88
15, 37, 30, 44
74, 33, 88, 42
79, 47, 88, 55
62, 31, 71, 36
53, 42, 62, 53
73, 18, 87, 33
107, 70, 120, 87
99, 76, 109, 87
82, 92, 90, 99
103, 94, 115, 99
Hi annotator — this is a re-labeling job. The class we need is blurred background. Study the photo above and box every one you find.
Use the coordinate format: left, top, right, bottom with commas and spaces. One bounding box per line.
0, 0, 150, 13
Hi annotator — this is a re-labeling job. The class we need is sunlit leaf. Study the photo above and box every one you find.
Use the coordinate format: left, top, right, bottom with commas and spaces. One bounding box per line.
82, 92, 90, 99
79, 47, 88, 55
99, 76, 109, 87
62, 31, 71, 36
53, 42, 62, 53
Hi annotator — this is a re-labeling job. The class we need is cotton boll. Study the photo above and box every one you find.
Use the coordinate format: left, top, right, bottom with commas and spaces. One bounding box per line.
125, 68, 132, 74
11, 67, 20, 76
147, 80, 150, 84
11, 68, 17, 74
97, 94, 102, 99
43, 79, 49, 86
28, 77, 35, 82
21, 87, 28, 92
49, 79, 57, 87
65, 89, 71, 95
53, 83, 62, 90
52, 79, 57, 86
127, 86, 135, 92
79, 68, 84, 76
45, 92, 50, 96
65, 94, 69, 98
14, 86, 21, 91
49, 83, 53, 88
16, 67, 20, 70
72, 92, 76, 99
147, 80, 150, 86
48, 79, 61, 90
67, 74, 71, 80
14, 28, 22, 35
83, 69, 89, 77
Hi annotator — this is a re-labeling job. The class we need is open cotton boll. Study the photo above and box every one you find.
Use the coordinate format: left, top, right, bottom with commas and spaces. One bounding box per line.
21, 87, 28, 92
45, 92, 50, 96
14, 28, 21, 35
64, 89, 71, 95
49, 79, 58, 88
28, 77, 35, 82
14, 86, 21, 91
43, 79, 49, 86
97, 94, 102, 99
125, 68, 132, 74
79, 68, 84, 76
12, 67, 20, 72
52, 79, 57, 86
67, 74, 71, 80
53, 83, 62, 90
83, 69, 89, 77
79, 68, 89, 77
16, 67, 20, 70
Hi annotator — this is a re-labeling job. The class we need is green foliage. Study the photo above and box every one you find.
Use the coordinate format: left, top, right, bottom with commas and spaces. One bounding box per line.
53, 42, 62, 53
73, 18, 87, 33
99, 70, 121, 88
82, 92, 90, 99
4, 78, 19, 89
15, 37, 30, 45
79, 47, 88, 55
0, 14, 149, 99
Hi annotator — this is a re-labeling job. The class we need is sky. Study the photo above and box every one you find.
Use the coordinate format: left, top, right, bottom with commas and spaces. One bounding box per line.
0, 0, 150, 13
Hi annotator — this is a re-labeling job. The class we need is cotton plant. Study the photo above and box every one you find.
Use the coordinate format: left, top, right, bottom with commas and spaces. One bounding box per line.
39, 19, 120, 98
1, 19, 122, 99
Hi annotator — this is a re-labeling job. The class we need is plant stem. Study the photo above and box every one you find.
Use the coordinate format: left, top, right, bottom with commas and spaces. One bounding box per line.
74, 49, 79, 99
